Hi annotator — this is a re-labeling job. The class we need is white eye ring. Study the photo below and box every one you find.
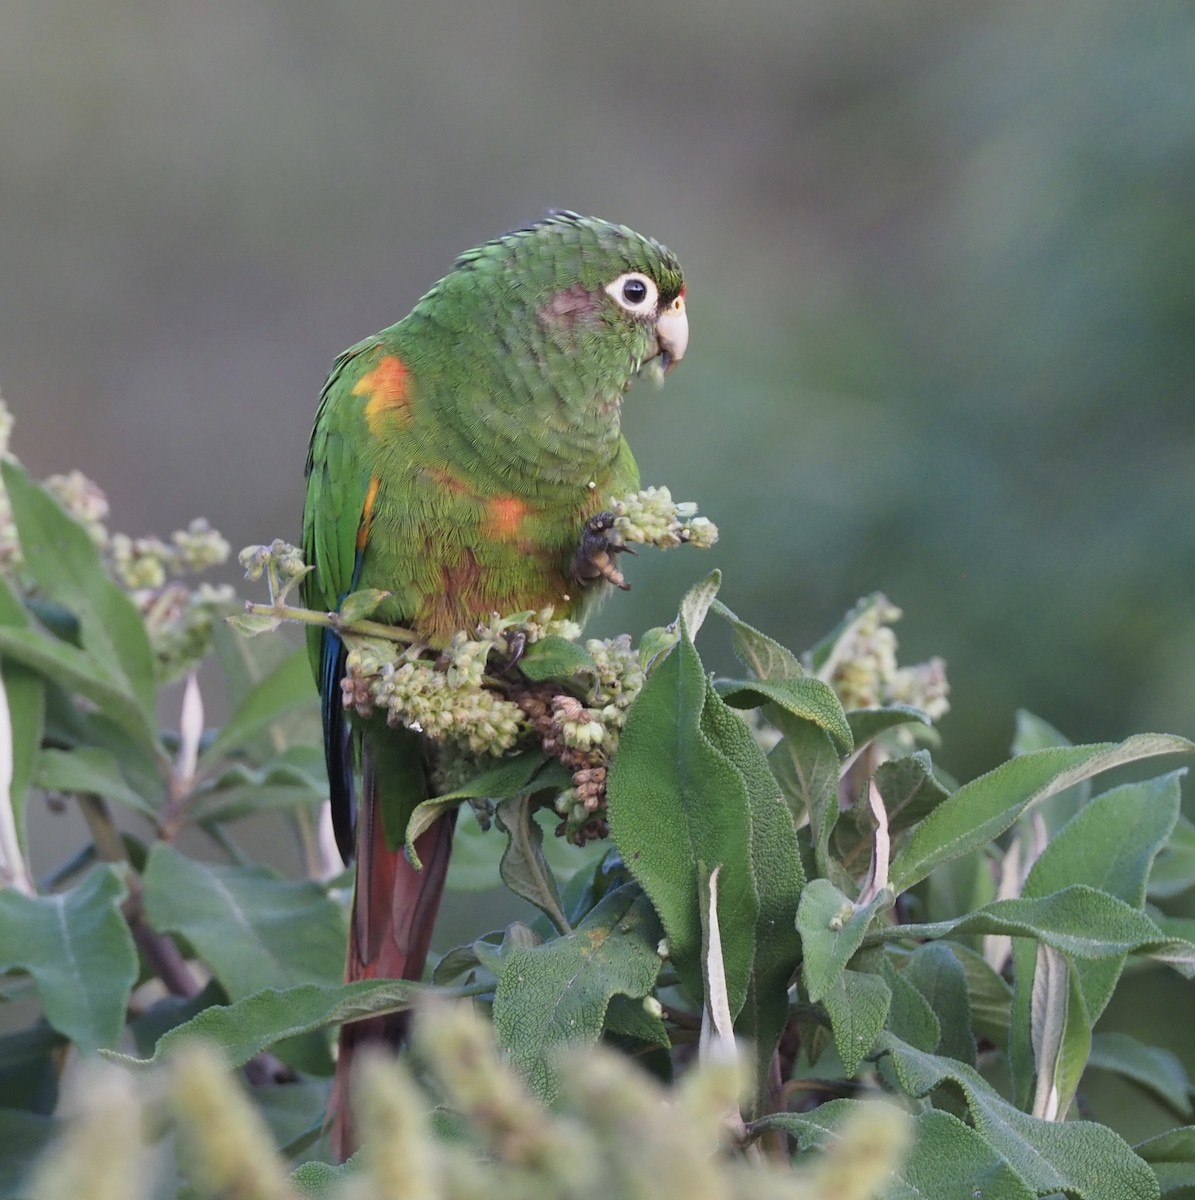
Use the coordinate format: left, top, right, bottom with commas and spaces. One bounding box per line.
605, 272, 658, 315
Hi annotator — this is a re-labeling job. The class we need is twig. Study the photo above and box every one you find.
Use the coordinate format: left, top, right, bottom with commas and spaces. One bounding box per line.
242, 601, 419, 644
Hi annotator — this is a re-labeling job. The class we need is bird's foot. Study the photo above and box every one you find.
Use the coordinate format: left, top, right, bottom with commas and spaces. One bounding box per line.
572, 511, 635, 590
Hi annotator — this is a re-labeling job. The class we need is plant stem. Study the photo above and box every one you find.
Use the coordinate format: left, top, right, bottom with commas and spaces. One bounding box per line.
242, 601, 419, 644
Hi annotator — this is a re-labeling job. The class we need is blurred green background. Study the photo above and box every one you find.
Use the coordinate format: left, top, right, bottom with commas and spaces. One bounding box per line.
3, 0, 1195, 1145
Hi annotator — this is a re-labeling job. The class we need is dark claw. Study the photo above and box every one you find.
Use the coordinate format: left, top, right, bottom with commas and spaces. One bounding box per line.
573, 511, 631, 590
499, 630, 527, 675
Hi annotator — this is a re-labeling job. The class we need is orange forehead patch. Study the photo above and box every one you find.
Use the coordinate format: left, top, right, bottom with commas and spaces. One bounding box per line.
353, 354, 412, 430
483, 494, 529, 541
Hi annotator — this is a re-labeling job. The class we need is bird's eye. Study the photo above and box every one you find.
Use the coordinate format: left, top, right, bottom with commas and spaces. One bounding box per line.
605, 272, 658, 315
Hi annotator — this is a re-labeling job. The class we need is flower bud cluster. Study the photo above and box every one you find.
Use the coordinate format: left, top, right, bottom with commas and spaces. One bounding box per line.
821, 593, 950, 724
143, 582, 238, 682
376, 655, 528, 757
110, 519, 230, 592
237, 538, 309, 605
609, 486, 719, 551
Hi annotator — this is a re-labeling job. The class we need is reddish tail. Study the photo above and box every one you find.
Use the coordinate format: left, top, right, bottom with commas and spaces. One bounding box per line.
328, 802, 457, 1160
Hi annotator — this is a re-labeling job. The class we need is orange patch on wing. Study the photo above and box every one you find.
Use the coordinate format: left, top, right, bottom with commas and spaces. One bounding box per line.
353, 355, 412, 430
483, 494, 529, 541
356, 476, 381, 550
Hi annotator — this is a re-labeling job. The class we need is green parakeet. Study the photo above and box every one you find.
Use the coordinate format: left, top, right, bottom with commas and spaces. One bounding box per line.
302, 212, 687, 1154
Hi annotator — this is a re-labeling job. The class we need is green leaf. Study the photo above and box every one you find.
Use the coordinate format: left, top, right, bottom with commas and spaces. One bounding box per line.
1087, 1032, 1193, 1119
199, 647, 316, 769
879, 1033, 1160, 1200
709, 598, 804, 682
881, 956, 941, 1054
760, 1102, 1036, 1200
338, 588, 391, 624
516, 634, 598, 682
902, 942, 975, 1065
1011, 709, 1072, 756
142, 843, 345, 999
0, 866, 138, 1050
1134, 1127, 1195, 1195
822, 968, 890, 1076
494, 793, 569, 934
106, 978, 450, 1068
1149, 815, 1195, 900
290, 1159, 357, 1198
192, 782, 324, 825
35, 746, 157, 817
1009, 773, 1182, 1107
636, 625, 679, 670
700, 683, 804, 1110
888, 735, 1194, 894
606, 622, 757, 1015
405, 749, 553, 864
3, 460, 158, 721
797, 879, 888, 1003
945, 941, 1012, 1049
0, 626, 161, 761
870, 885, 1168, 960
678, 569, 720, 637
846, 705, 929, 748
603, 993, 670, 1048
492, 884, 662, 1103
873, 751, 952, 835
767, 713, 843, 881
718, 677, 853, 756
1027, 946, 1091, 1120
225, 610, 284, 637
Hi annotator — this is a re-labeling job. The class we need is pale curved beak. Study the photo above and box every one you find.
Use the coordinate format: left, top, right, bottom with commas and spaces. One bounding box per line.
655, 294, 688, 371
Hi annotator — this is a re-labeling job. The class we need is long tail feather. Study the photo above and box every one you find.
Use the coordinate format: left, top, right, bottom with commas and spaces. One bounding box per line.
328, 796, 457, 1160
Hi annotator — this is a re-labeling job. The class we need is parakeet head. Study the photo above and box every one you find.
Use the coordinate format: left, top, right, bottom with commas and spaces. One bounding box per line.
414, 212, 687, 388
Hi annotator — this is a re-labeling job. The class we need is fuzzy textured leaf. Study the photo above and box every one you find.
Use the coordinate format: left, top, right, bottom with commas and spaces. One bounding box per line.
700, 683, 804, 1108
888, 735, 1194, 893
763, 1102, 1036, 1200
846, 705, 929, 748
710, 598, 804, 682
718, 677, 853, 756
105, 979, 452, 1069
516, 634, 598, 682
492, 884, 662, 1103
606, 624, 757, 1015
902, 942, 975, 1065
495, 793, 569, 934
405, 749, 552, 863
798, 879, 888, 1003
879, 1034, 1159, 1200
871, 885, 1167, 960
822, 969, 890, 1076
